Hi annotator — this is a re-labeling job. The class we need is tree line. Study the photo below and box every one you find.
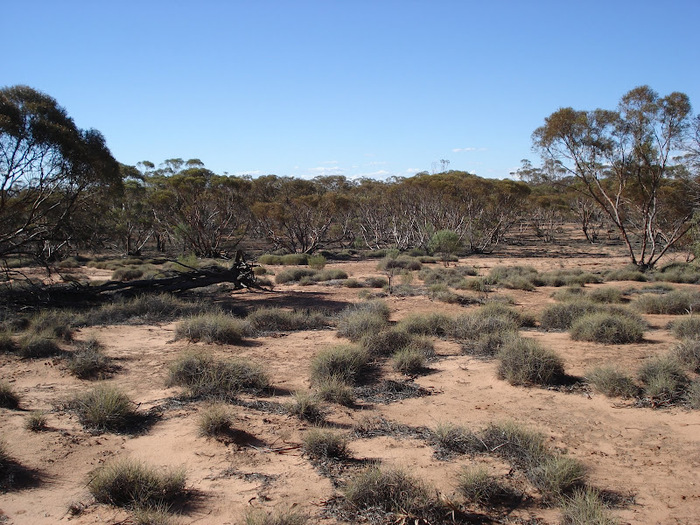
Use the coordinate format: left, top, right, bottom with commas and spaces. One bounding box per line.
2, 85, 699, 269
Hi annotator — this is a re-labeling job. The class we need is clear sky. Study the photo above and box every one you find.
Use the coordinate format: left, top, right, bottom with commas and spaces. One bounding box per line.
4, 0, 699, 180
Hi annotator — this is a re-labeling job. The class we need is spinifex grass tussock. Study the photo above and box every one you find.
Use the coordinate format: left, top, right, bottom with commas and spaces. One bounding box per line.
197, 404, 233, 437
634, 289, 700, 314
449, 310, 518, 341
528, 454, 587, 501
497, 337, 565, 386
536, 269, 601, 287
672, 339, 700, 372
247, 307, 330, 333
0, 381, 19, 409
480, 420, 549, 468
638, 356, 689, 402
274, 268, 317, 284
654, 262, 700, 284
419, 265, 478, 286
0, 330, 17, 353
17, 333, 62, 358
397, 312, 453, 336
175, 312, 250, 344
168, 352, 269, 400
88, 458, 186, 508
258, 253, 308, 266
431, 422, 483, 456
586, 366, 639, 398
560, 488, 619, 525
540, 300, 602, 330
392, 347, 426, 374
314, 374, 355, 406
686, 380, 700, 409
488, 265, 539, 288
286, 391, 324, 423
669, 316, 700, 340
310, 344, 369, 385
376, 255, 423, 272
244, 507, 308, 525
110, 267, 145, 282
302, 428, 349, 459
588, 287, 626, 304
551, 286, 587, 302
570, 312, 645, 344
66, 337, 112, 379
71, 384, 138, 432
25, 411, 47, 432
359, 327, 413, 357
28, 309, 74, 341
603, 266, 647, 282
336, 301, 390, 341
456, 466, 507, 506
80, 293, 210, 326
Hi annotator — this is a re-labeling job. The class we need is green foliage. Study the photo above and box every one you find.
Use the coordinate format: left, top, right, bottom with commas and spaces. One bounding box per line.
175, 313, 250, 344
71, 384, 137, 432
274, 268, 317, 284
588, 287, 625, 304
307, 255, 326, 269
540, 300, 602, 330
167, 352, 269, 400
603, 267, 647, 282
197, 404, 233, 437
302, 428, 349, 459
428, 229, 461, 261
377, 255, 423, 272
570, 312, 645, 344
0, 381, 19, 409
536, 269, 601, 287
87, 458, 186, 508
654, 262, 700, 284
258, 253, 309, 265
586, 366, 638, 398
310, 345, 369, 385
561, 488, 619, 525
497, 337, 565, 386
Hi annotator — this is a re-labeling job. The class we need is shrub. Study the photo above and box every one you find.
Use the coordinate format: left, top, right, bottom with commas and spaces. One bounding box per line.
252, 265, 269, 276
551, 286, 587, 302
588, 287, 625, 304
0, 381, 19, 409
488, 265, 538, 286
247, 307, 330, 333
244, 508, 308, 525
479, 302, 536, 328
286, 391, 324, 423
377, 256, 423, 272
570, 312, 645, 344
360, 327, 413, 357
258, 253, 308, 266
197, 404, 233, 437
66, 338, 112, 379
342, 466, 435, 516
603, 267, 647, 282
431, 423, 482, 455
449, 312, 518, 341
336, 302, 390, 341
364, 276, 388, 288
17, 333, 62, 358
655, 262, 700, 284
586, 366, 638, 398
275, 268, 317, 284
537, 269, 601, 287
670, 316, 700, 340
25, 411, 47, 432
168, 352, 269, 400
392, 348, 426, 374
79, 294, 208, 326
480, 421, 548, 467
175, 313, 250, 344
307, 255, 326, 269
561, 488, 619, 525
686, 380, 700, 409
111, 267, 145, 281
672, 339, 700, 372
638, 356, 688, 402
497, 337, 565, 386
634, 289, 700, 315
71, 384, 137, 432
28, 310, 74, 341
397, 312, 452, 336
310, 345, 369, 385
88, 458, 186, 508
540, 300, 601, 330
528, 454, 587, 500
456, 466, 505, 505
314, 374, 355, 406
302, 428, 348, 459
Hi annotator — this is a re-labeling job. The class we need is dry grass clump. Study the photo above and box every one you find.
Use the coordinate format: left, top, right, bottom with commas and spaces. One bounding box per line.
456, 466, 507, 506
274, 267, 348, 284
569, 312, 645, 344
419, 266, 478, 287
449, 310, 518, 341
286, 391, 324, 423
364, 276, 389, 288
672, 339, 700, 372
336, 301, 390, 341
66, 337, 113, 379
197, 404, 233, 437
392, 347, 426, 374
175, 312, 251, 344
537, 269, 601, 287
243, 507, 308, 525
0, 381, 20, 409
540, 300, 602, 330
528, 454, 587, 500
654, 262, 700, 284
431, 422, 483, 455
17, 333, 63, 358
25, 411, 48, 432
588, 287, 625, 304
634, 289, 700, 314
111, 267, 146, 281
88, 458, 186, 509
258, 253, 309, 266
586, 367, 639, 398
71, 384, 138, 432
497, 337, 565, 386
488, 265, 538, 289
302, 428, 349, 459
669, 316, 700, 340
0, 330, 17, 353
167, 352, 269, 400
480, 421, 549, 467
359, 327, 414, 357
310, 344, 369, 385
377, 255, 423, 272
638, 356, 689, 402
478, 301, 536, 328
247, 307, 330, 333
313, 374, 355, 406
603, 266, 647, 282
551, 286, 587, 302
560, 488, 619, 525
80, 293, 209, 326
28, 309, 75, 341
397, 312, 453, 336
686, 380, 700, 409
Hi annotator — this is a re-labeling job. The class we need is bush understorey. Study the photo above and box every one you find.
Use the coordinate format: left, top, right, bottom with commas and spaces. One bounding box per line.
336, 301, 390, 341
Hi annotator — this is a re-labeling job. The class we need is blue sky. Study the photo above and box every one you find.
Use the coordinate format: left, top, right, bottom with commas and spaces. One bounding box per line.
4, 1, 699, 180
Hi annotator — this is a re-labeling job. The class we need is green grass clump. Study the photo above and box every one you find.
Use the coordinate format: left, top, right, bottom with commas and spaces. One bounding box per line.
17, 333, 63, 358
570, 312, 645, 344
314, 374, 355, 406
588, 287, 625, 304
243, 508, 308, 525
336, 301, 390, 341
479, 421, 549, 467
603, 266, 647, 282
670, 316, 700, 340
310, 345, 369, 385
197, 404, 233, 437
449, 311, 518, 341
497, 337, 565, 386
80, 294, 209, 326
461, 332, 513, 358
71, 384, 138, 432
25, 411, 48, 432
0, 381, 20, 409
431, 423, 483, 455
88, 458, 186, 508
66, 337, 112, 379
528, 454, 587, 501
359, 327, 413, 357
672, 339, 700, 372
175, 312, 250, 344
561, 488, 619, 525
397, 312, 452, 337
167, 352, 269, 400
540, 300, 602, 330
302, 428, 349, 459
342, 466, 435, 517
286, 391, 324, 423
586, 366, 638, 398
392, 347, 426, 374
419, 266, 478, 286
634, 289, 700, 315
456, 466, 506, 506
247, 307, 330, 333
638, 356, 688, 402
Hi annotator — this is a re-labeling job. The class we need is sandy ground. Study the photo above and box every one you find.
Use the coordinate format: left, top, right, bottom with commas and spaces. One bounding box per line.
1, 244, 699, 524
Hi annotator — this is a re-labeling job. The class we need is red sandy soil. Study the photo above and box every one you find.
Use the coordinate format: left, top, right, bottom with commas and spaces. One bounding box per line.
1, 245, 699, 524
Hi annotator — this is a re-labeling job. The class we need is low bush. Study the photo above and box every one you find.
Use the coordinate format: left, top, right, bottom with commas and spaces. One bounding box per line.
392, 347, 426, 374
360, 327, 413, 357
286, 391, 324, 423
0, 381, 19, 409
570, 312, 645, 344
314, 374, 355, 406
25, 411, 48, 432
88, 458, 186, 508
397, 312, 452, 336
672, 339, 700, 372
480, 420, 549, 467
497, 337, 565, 386
247, 307, 330, 333
479, 302, 536, 328
419, 266, 478, 287
431, 423, 483, 455
197, 404, 233, 437
275, 268, 318, 284
244, 508, 308, 525
603, 266, 647, 282
461, 332, 512, 358
28, 310, 74, 341
111, 267, 145, 281
488, 265, 538, 287
175, 313, 250, 344
449, 311, 518, 341
551, 286, 587, 302
561, 488, 619, 525
456, 466, 506, 506
588, 287, 625, 304
638, 356, 688, 402
634, 289, 700, 315
669, 316, 700, 340
66, 338, 112, 379
168, 352, 269, 400
377, 256, 423, 272
528, 454, 587, 501
686, 380, 700, 409
307, 255, 326, 269
336, 301, 390, 341
655, 262, 700, 284
71, 384, 138, 432
80, 294, 209, 326
302, 428, 348, 459
540, 300, 601, 330
537, 269, 601, 287
258, 253, 308, 265
310, 345, 369, 385
586, 366, 638, 398
364, 276, 388, 288
17, 333, 62, 358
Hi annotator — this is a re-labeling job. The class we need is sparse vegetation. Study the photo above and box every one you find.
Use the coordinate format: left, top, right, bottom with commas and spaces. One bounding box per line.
286, 391, 324, 423
634, 289, 700, 315
431, 422, 482, 455
336, 301, 390, 341
529, 454, 587, 501
497, 337, 565, 386
670, 316, 700, 340
560, 488, 619, 525
392, 347, 426, 374
17, 333, 62, 358
673, 339, 700, 372
80, 294, 210, 326
0, 381, 19, 409
197, 404, 233, 437
66, 337, 113, 379
243, 507, 308, 525
247, 307, 330, 333
71, 384, 138, 432
397, 312, 452, 336
302, 428, 348, 459
456, 466, 506, 506
313, 374, 355, 406
570, 312, 645, 344
25, 411, 48, 432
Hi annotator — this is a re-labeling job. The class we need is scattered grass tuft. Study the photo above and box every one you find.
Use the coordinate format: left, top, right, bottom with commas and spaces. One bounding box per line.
175, 312, 250, 344
286, 391, 324, 423
314, 374, 356, 406
247, 307, 330, 333
302, 428, 349, 459
71, 384, 138, 432
431, 423, 483, 455
456, 466, 506, 506
17, 333, 62, 358
336, 301, 390, 341
638, 356, 688, 402
480, 421, 549, 467
25, 411, 48, 432
80, 294, 210, 326
197, 404, 233, 437
497, 337, 565, 386
392, 347, 426, 374
586, 366, 639, 398
569, 312, 645, 344
560, 488, 619, 525
359, 327, 413, 357
634, 289, 700, 315
672, 339, 700, 372
310, 345, 369, 385
66, 337, 113, 379
397, 312, 452, 337
670, 316, 700, 340
0, 381, 20, 409
540, 300, 602, 330
243, 507, 308, 525
528, 454, 587, 501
